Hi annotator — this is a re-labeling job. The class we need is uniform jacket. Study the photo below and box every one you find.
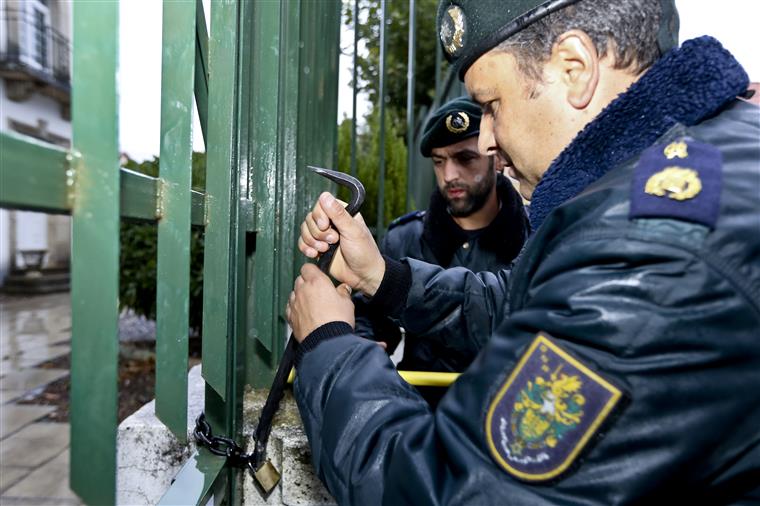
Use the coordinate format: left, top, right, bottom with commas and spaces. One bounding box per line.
294, 37, 760, 505
354, 174, 529, 373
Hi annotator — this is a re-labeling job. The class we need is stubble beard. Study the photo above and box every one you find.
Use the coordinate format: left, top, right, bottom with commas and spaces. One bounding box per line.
443, 161, 496, 218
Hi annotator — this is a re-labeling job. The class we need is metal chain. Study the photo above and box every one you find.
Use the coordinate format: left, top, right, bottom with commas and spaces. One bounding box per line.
193, 412, 255, 471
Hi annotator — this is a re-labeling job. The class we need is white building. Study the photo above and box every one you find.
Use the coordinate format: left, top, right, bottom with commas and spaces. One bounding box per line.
0, 0, 71, 288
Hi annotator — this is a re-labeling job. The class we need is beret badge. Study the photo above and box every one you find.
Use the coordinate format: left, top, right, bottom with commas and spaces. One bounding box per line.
440, 5, 466, 57
445, 112, 470, 134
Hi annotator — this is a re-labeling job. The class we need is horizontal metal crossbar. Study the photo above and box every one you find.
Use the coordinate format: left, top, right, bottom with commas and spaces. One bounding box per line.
0, 131, 71, 213
0, 132, 206, 225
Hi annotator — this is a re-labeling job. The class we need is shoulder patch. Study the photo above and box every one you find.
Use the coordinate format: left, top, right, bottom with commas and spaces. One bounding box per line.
629, 138, 722, 228
485, 334, 624, 482
388, 210, 425, 230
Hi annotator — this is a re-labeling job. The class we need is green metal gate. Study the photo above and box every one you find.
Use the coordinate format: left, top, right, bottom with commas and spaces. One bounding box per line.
0, 1, 461, 503
1, 1, 339, 503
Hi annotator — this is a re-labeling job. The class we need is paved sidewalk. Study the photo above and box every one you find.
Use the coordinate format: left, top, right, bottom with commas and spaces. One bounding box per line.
0, 292, 83, 505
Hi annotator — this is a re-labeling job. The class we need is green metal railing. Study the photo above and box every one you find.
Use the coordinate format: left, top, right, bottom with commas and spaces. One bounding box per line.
0, 0, 457, 503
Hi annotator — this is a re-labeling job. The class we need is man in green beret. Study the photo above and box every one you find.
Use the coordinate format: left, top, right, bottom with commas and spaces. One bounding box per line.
289, 0, 760, 503
354, 97, 528, 406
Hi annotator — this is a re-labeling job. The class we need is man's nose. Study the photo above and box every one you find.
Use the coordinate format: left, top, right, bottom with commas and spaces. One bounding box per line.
443, 160, 460, 182
478, 115, 499, 156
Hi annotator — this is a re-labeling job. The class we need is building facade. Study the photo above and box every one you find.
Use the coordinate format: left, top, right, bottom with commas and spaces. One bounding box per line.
0, 0, 71, 286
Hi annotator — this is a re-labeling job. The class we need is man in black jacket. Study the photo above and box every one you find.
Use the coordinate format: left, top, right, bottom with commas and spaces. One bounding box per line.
355, 97, 528, 385
289, 0, 760, 503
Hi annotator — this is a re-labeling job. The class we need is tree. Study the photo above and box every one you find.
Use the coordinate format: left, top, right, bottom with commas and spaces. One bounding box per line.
343, 0, 442, 129
339, 0, 440, 227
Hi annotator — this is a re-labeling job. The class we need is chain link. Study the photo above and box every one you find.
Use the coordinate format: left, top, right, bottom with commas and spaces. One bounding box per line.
194, 412, 255, 470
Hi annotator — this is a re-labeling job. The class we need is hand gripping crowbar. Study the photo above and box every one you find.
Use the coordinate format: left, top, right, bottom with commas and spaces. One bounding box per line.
250, 166, 366, 496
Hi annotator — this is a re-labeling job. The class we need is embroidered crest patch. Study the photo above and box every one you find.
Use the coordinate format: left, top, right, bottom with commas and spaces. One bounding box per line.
485, 334, 623, 482
629, 138, 722, 228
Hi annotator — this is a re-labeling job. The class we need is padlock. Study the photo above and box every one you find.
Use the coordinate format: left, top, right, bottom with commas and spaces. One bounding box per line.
252, 459, 281, 495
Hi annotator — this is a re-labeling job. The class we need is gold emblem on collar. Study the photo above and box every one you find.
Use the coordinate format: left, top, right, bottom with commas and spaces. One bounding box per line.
446, 112, 469, 133
645, 166, 702, 201
440, 5, 465, 56
663, 141, 688, 159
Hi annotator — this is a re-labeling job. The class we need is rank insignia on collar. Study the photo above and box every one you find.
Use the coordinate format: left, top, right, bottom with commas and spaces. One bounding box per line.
440, 5, 466, 57
644, 166, 702, 200
630, 138, 722, 228
663, 140, 688, 159
446, 111, 469, 133
485, 334, 624, 482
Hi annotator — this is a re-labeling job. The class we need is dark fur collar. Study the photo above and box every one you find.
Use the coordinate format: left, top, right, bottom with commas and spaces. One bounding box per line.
529, 36, 749, 231
422, 174, 528, 266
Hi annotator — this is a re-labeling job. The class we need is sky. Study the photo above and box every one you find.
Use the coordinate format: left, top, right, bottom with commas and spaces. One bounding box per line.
119, 0, 760, 162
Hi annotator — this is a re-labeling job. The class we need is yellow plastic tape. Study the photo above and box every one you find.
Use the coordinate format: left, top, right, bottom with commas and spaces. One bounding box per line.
287, 368, 460, 387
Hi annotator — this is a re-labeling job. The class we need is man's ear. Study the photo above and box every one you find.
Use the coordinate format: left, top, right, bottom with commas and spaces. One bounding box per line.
549, 30, 599, 110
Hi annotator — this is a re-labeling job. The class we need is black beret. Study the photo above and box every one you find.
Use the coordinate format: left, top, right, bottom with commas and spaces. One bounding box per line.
437, 0, 679, 80
420, 97, 482, 157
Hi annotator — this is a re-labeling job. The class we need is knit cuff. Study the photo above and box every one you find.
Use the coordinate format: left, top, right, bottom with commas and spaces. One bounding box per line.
366, 255, 412, 318
294, 321, 354, 368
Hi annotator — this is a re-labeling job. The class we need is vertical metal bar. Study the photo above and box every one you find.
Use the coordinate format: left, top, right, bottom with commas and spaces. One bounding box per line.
228, 4, 254, 501
69, 2, 119, 504
275, 0, 302, 361
155, 0, 196, 441
195, 0, 209, 145
296, 0, 341, 234
249, 0, 282, 384
350, 0, 359, 178
405, 0, 416, 212
326, 1, 342, 173
376, 0, 388, 238
201, 0, 240, 400
435, 36, 442, 103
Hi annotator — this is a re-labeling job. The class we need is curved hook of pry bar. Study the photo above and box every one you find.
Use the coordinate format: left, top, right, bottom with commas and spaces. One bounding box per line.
250, 166, 365, 496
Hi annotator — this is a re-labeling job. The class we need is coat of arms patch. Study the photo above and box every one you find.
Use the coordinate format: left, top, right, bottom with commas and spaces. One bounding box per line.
485, 334, 623, 482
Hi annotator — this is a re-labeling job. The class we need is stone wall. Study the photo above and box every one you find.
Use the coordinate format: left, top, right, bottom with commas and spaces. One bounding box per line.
117, 365, 335, 505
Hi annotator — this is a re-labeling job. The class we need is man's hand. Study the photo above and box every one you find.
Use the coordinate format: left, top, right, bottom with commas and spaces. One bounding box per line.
286, 264, 355, 342
299, 192, 385, 296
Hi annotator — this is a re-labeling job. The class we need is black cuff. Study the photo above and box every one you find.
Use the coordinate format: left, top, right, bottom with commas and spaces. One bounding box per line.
367, 255, 412, 318
294, 321, 353, 368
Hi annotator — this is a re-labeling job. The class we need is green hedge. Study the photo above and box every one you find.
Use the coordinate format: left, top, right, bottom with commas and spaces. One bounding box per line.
119, 154, 206, 333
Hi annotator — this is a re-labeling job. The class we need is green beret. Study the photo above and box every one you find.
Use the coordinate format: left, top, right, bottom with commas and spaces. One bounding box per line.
420, 97, 482, 157
437, 0, 679, 79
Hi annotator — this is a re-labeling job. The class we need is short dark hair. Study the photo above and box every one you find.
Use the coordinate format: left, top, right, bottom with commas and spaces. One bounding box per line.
495, 0, 662, 85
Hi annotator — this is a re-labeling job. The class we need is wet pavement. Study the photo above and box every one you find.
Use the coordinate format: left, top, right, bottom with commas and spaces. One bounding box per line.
0, 292, 82, 505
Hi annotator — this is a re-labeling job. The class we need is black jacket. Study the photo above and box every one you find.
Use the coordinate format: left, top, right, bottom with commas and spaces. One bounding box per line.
295, 37, 760, 505
354, 173, 529, 373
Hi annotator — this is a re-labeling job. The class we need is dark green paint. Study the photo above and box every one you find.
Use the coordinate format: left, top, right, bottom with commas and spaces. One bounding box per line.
201, 0, 240, 399
155, 0, 197, 441
120, 169, 206, 226
69, 2, 120, 504
195, 0, 209, 145
0, 132, 70, 213
157, 449, 227, 506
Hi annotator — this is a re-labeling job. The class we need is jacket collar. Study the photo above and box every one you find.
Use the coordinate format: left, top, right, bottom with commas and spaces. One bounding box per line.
423, 174, 528, 266
528, 36, 749, 231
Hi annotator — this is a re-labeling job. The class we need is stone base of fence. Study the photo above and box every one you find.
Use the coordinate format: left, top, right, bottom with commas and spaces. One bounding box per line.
116, 366, 201, 505
241, 389, 336, 505
116, 365, 335, 505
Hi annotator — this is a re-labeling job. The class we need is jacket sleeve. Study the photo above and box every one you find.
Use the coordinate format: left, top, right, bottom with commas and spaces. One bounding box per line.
352, 232, 404, 350
376, 257, 513, 355
294, 231, 760, 505
352, 293, 403, 351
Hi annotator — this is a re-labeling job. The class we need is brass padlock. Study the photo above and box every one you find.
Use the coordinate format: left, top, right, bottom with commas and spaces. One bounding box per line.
252, 460, 281, 495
